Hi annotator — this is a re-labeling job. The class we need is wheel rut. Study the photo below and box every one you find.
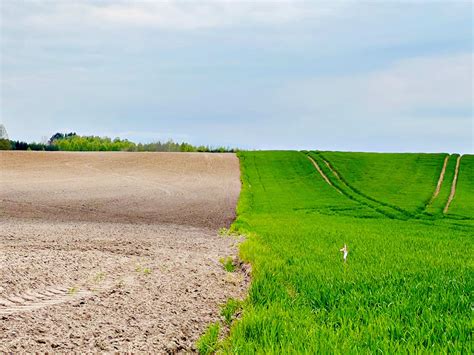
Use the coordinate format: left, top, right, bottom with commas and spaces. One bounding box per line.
307, 155, 342, 194
307, 154, 399, 218
0, 287, 92, 316
0, 273, 137, 316
316, 154, 410, 219
443, 155, 462, 214
429, 154, 450, 205
307, 155, 343, 194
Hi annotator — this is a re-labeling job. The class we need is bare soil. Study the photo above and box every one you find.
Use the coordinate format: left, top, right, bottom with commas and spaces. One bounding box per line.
0, 151, 247, 353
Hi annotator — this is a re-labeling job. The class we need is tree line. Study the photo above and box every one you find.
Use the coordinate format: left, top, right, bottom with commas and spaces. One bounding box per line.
0, 132, 237, 153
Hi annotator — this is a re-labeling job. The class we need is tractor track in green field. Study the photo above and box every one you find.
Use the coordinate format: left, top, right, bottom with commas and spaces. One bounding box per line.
318, 153, 412, 217
419, 153, 458, 218
307, 155, 342, 194
429, 154, 450, 205
307, 152, 412, 220
306, 154, 406, 220
307, 151, 471, 222
444, 155, 462, 214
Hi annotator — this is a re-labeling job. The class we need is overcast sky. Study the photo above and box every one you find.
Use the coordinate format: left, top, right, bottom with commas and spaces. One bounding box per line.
1, 1, 472, 152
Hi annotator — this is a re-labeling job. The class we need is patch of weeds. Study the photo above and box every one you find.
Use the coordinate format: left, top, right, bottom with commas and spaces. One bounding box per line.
219, 227, 230, 236
219, 257, 235, 272
67, 287, 78, 295
221, 298, 243, 325
219, 227, 245, 240
196, 322, 220, 355
136, 264, 152, 275
93, 272, 106, 283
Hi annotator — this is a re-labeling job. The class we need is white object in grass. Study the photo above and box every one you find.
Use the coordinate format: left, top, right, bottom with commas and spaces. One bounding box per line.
340, 244, 348, 262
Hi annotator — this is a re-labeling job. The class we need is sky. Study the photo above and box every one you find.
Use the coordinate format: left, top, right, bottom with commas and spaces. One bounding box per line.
0, 0, 472, 152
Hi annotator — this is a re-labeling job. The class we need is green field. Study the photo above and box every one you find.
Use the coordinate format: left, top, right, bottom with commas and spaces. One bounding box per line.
314, 151, 446, 214
204, 151, 472, 353
426, 154, 459, 216
449, 155, 474, 219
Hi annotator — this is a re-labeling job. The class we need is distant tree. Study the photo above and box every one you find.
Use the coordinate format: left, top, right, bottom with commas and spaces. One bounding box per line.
27, 142, 48, 151
10, 141, 28, 150
10, 131, 237, 153
49, 133, 64, 144
180, 143, 196, 152
49, 132, 76, 144
0, 139, 11, 150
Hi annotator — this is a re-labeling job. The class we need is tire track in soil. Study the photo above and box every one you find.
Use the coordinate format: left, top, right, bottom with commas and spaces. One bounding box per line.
0, 273, 136, 316
0, 288, 92, 316
0, 152, 243, 352
428, 154, 450, 206
443, 155, 462, 214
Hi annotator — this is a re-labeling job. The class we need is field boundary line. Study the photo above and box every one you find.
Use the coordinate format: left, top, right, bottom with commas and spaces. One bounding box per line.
443, 155, 462, 214
307, 155, 342, 194
428, 154, 450, 206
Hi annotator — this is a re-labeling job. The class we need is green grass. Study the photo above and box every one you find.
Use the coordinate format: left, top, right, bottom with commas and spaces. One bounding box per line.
220, 257, 236, 272
448, 155, 474, 219
425, 154, 459, 216
197, 322, 221, 354
221, 298, 244, 326
316, 151, 447, 215
213, 151, 472, 353
307, 152, 408, 219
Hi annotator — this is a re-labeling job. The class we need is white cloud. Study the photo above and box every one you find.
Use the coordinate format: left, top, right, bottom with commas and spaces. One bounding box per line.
273, 52, 473, 153
2, 1, 347, 31
364, 53, 473, 112
280, 52, 473, 118
1, 1, 471, 152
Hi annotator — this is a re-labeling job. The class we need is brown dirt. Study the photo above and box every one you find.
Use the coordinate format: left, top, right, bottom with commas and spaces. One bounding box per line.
443, 155, 462, 214
0, 151, 247, 353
